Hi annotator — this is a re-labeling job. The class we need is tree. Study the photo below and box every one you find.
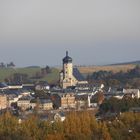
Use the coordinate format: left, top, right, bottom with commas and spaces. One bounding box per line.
0, 111, 20, 140
98, 122, 112, 140
45, 65, 51, 73
7, 62, 15, 68
0, 62, 6, 68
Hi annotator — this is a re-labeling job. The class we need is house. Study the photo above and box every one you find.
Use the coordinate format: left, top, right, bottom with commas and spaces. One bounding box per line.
104, 92, 124, 100
30, 98, 53, 110
17, 96, 31, 110
8, 84, 23, 90
1, 90, 20, 106
129, 107, 140, 113
22, 83, 35, 90
123, 89, 140, 98
104, 87, 124, 99
30, 99, 37, 109
3, 89, 31, 106
39, 99, 53, 110
75, 94, 89, 109
51, 92, 76, 109
76, 83, 104, 91
54, 112, 66, 122
8, 93, 19, 106
60, 51, 88, 89
0, 94, 7, 110
0, 82, 8, 91
35, 81, 50, 91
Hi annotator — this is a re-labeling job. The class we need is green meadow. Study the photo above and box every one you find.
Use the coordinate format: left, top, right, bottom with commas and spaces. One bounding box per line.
0, 67, 59, 84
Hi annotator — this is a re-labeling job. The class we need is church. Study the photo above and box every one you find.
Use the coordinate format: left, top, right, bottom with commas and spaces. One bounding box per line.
60, 51, 88, 89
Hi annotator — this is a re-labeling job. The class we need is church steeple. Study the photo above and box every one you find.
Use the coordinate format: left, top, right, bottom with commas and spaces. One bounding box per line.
60, 51, 87, 89
66, 51, 68, 57
63, 51, 72, 63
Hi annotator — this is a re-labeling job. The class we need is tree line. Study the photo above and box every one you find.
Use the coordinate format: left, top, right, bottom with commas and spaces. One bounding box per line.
87, 65, 140, 88
0, 111, 139, 140
0, 62, 15, 68
99, 97, 140, 114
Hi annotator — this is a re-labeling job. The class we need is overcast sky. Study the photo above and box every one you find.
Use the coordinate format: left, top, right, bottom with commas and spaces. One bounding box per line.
0, 0, 140, 67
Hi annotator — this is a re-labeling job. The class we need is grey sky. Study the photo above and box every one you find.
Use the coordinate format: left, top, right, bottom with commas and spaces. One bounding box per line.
0, 0, 140, 67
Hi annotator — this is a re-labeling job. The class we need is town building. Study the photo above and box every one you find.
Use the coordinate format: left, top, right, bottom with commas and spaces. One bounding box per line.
104, 88, 140, 99
30, 99, 37, 109
35, 81, 50, 91
54, 112, 66, 122
39, 99, 53, 110
123, 89, 140, 98
0, 94, 7, 110
60, 51, 87, 89
75, 94, 89, 109
0, 83, 8, 91
17, 96, 31, 110
8, 84, 23, 90
51, 92, 76, 109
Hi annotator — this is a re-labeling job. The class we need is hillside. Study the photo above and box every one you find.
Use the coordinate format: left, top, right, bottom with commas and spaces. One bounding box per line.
110, 60, 140, 66
0, 63, 138, 84
0, 67, 59, 84
78, 60, 140, 74
78, 64, 136, 74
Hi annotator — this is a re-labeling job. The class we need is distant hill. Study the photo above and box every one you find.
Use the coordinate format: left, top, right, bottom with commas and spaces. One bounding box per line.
25, 66, 41, 68
78, 64, 135, 74
0, 67, 59, 84
110, 60, 140, 66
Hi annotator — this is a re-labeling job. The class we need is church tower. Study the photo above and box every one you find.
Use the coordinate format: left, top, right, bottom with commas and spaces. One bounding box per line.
63, 51, 73, 80
60, 51, 77, 88
60, 51, 87, 89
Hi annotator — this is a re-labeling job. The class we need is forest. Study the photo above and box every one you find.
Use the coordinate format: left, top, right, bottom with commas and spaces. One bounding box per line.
0, 111, 139, 140
99, 97, 140, 114
87, 65, 140, 88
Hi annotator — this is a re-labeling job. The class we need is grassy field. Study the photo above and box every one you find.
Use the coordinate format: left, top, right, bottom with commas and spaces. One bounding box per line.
78, 64, 136, 74
0, 67, 59, 84
0, 67, 41, 81
39, 68, 60, 84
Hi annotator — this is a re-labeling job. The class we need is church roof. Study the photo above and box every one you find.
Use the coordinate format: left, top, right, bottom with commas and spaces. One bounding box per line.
63, 51, 72, 63
73, 67, 85, 81
0, 82, 8, 88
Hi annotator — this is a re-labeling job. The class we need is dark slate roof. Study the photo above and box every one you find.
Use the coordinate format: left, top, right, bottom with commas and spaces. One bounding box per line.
18, 96, 31, 101
2, 89, 30, 96
0, 82, 8, 88
30, 99, 37, 103
40, 99, 52, 104
75, 94, 88, 101
73, 67, 85, 81
63, 51, 72, 63
55, 112, 66, 117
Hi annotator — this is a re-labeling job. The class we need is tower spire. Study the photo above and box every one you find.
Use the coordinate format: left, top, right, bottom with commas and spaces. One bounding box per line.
66, 51, 68, 56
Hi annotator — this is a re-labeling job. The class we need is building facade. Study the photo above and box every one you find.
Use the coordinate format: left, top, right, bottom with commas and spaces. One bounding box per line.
17, 97, 31, 110
0, 95, 7, 110
51, 92, 76, 109
39, 99, 53, 110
